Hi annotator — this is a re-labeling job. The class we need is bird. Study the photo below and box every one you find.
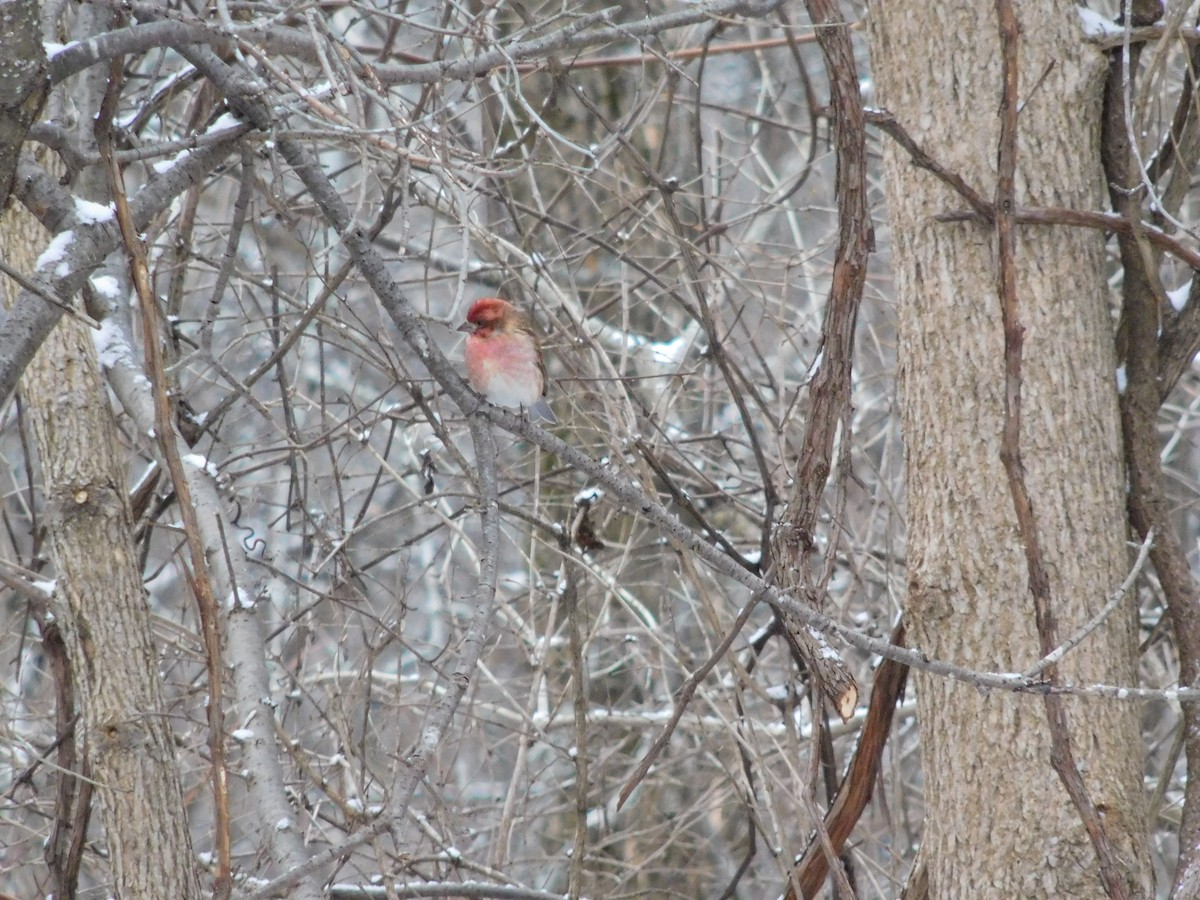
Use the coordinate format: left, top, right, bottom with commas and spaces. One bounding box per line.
457, 298, 556, 423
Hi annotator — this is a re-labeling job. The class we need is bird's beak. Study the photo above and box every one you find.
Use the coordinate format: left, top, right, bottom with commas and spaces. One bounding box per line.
456, 322, 475, 334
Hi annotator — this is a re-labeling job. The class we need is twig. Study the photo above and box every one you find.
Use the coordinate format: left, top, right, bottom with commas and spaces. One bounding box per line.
992, 5, 1128, 898
41, 617, 84, 898
540, 32, 824, 71
864, 108, 992, 221
1091, 23, 1200, 50
386, 411, 503, 854
98, 69, 233, 897
565, 561, 588, 898
616, 569, 770, 810
198, 147, 254, 354
0, 256, 100, 330
1022, 531, 1153, 678
326, 883, 577, 899
936, 204, 1200, 270
242, 414, 509, 899
3, 711, 76, 801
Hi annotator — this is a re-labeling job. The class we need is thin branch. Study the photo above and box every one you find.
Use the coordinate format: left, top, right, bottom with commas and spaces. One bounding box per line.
1022, 531, 1153, 679
936, 204, 1200, 270
98, 81, 234, 897
1091, 23, 1200, 50
565, 560, 588, 899
327, 883, 578, 899
3, 138, 237, 406
798, 711, 856, 900
198, 147, 254, 354
1160, 276, 1200, 397
864, 108, 993, 222
40, 624, 85, 899
70, 0, 788, 89
251, 413, 506, 900
992, 5, 1127, 897
616, 570, 769, 810
386, 411, 503, 852
538, 31, 824, 71
0, 255, 100, 329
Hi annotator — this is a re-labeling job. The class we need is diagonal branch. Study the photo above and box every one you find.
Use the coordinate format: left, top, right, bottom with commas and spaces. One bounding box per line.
864, 108, 992, 221
1159, 275, 1200, 397
2, 136, 240, 405
786, 621, 909, 900
99, 89, 234, 892
616, 571, 769, 810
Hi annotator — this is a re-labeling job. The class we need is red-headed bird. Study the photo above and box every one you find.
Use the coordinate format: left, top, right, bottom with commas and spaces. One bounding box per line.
457, 298, 556, 423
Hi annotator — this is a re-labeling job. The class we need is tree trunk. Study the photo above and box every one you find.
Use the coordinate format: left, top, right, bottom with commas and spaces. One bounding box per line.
867, 2, 1152, 896
2, 202, 203, 898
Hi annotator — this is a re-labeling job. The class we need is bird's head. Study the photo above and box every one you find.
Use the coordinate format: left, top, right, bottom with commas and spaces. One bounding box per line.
458, 298, 515, 335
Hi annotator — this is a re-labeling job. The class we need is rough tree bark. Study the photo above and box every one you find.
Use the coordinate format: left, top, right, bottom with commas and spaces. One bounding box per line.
868, 2, 1152, 896
1, 196, 204, 897
0, 0, 46, 207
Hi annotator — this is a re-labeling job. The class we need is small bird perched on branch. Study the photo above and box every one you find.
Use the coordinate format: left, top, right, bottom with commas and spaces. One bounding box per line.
457, 297, 556, 423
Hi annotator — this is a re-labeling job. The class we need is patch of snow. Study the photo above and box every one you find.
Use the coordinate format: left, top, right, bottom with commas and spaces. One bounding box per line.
648, 335, 688, 366
91, 318, 133, 369
1169, 281, 1191, 311
574, 486, 604, 505
1078, 7, 1121, 38
36, 231, 74, 277
152, 147, 194, 175
73, 197, 114, 224
182, 454, 220, 478
89, 274, 121, 298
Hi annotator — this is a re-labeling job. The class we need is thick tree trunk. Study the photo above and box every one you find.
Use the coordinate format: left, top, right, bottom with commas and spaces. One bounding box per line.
868, 3, 1151, 896
2, 201, 203, 897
